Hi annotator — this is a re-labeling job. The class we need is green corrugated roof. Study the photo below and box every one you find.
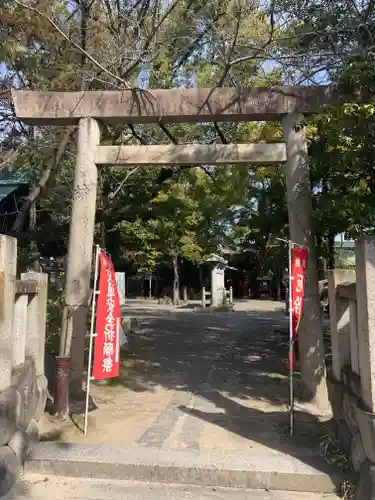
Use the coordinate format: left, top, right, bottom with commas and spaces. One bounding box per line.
0, 167, 30, 184
0, 182, 27, 203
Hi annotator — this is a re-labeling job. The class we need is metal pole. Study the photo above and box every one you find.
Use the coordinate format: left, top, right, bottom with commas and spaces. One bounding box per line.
115, 317, 120, 365
288, 240, 294, 437
84, 245, 101, 436
276, 237, 308, 437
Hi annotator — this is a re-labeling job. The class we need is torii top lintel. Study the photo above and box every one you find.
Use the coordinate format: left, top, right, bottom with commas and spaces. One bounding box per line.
11, 86, 335, 126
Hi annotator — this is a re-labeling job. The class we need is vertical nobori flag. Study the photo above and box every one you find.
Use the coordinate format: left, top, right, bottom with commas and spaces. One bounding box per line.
92, 252, 121, 379
288, 247, 309, 371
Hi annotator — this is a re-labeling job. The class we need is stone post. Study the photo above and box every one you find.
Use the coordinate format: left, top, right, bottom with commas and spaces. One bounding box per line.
183, 286, 188, 302
229, 286, 233, 304
202, 287, 206, 308
211, 266, 218, 307
22, 273, 48, 421
283, 113, 328, 408
60, 117, 100, 396
355, 237, 375, 410
22, 272, 48, 377
211, 265, 225, 307
327, 269, 356, 381
0, 236, 16, 391
115, 272, 126, 306
13, 295, 28, 367
349, 300, 360, 375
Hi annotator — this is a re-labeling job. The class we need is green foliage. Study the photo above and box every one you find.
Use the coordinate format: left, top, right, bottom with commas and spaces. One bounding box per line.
2, 0, 375, 298
113, 218, 161, 272
270, 0, 375, 250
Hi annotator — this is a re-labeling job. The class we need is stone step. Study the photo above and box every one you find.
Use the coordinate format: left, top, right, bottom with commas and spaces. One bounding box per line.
7, 475, 340, 500
23, 442, 342, 494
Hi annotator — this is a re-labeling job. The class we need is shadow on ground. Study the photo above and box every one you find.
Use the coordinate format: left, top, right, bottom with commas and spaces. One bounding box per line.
103, 308, 297, 402
84, 303, 336, 475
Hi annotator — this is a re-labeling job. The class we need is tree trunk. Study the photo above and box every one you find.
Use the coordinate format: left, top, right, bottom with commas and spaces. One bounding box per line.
277, 280, 282, 301
327, 233, 336, 270
172, 254, 180, 305
316, 234, 325, 280
12, 129, 74, 233
276, 267, 282, 301
283, 113, 329, 410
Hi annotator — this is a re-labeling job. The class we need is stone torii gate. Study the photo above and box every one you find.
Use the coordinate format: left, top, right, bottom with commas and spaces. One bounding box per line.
11, 86, 333, 407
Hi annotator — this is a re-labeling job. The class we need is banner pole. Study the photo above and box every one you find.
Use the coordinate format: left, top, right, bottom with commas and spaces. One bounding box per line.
84, 245, 101, 436
288, 240, 294, 437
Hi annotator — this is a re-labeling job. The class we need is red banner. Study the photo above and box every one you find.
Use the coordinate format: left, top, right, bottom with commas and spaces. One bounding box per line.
288, 247, 309, 371
92, 252, 121, 380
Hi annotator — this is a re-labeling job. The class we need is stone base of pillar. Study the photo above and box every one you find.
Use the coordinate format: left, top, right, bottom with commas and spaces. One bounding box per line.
34, 374, 48, 422
0, 388, 18, 447
0, 445, 21, 496
356, 461, 375, 500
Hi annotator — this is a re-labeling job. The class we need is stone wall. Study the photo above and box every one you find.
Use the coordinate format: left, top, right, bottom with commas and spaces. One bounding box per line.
0, 235, 48, 495
328, 237, 375, 500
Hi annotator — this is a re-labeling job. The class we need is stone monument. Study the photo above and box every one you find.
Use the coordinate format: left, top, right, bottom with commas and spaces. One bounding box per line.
115, 272, 126, 306
206, 254, 228, 307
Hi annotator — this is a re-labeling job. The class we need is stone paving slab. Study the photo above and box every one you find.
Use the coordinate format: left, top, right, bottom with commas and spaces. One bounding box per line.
5, 476, 340, 500
24, 442, 342, 493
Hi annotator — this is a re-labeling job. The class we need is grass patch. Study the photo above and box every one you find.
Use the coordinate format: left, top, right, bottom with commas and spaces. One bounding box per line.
320, 432, 355, 500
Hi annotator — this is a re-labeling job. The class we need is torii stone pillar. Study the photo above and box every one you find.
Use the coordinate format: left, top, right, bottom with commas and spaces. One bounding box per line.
283, 113, 329, 409
59, 117, 100, 396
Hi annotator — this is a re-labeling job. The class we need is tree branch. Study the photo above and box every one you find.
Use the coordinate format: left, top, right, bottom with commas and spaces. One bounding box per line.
159, 124, 178, 144
214, 123, 227, 144
11, 127, 76, 232
13, 0, 132, 87
120, 0, 183, 79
